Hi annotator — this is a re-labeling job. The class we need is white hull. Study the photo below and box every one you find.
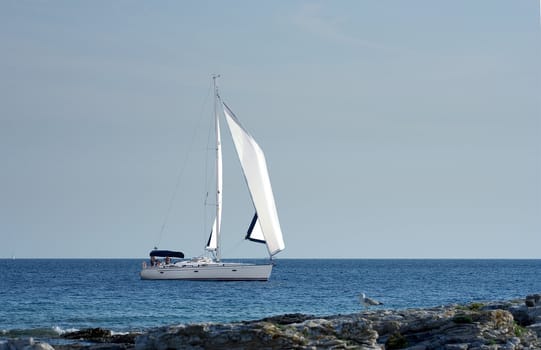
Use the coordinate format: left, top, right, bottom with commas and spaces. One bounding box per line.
140, 262, 273, 281
140, 78, 284, 281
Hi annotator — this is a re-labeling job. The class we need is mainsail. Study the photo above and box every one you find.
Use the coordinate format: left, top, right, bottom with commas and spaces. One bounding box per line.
206, 80, 223, 253
223, 103, 285, 256
140, 76, 284, 281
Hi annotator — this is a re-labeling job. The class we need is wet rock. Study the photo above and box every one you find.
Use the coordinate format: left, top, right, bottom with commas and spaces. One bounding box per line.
63, 329, 112, 342
60, 328, 138, 349
526, 294, 541, 307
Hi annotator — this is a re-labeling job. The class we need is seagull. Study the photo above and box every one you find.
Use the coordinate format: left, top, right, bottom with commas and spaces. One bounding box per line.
359, 293, 383, 309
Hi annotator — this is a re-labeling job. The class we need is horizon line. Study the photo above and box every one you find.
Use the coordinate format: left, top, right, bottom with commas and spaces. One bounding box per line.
2, 257, 539, 260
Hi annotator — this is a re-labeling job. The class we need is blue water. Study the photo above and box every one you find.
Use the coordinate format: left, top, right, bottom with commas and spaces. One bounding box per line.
0, 259, 540, 339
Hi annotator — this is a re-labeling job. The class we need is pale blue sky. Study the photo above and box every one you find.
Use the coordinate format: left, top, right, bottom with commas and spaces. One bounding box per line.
1, 1, 539, 258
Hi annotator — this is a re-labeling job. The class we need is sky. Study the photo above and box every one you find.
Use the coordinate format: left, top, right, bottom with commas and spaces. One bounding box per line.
1, 1, 540, 259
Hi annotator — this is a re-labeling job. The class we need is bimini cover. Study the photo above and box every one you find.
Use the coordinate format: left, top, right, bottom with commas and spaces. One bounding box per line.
149, 250, 184, 258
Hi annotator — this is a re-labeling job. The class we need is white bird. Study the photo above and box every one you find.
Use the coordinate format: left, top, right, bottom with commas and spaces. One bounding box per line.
359, 293, 383, 309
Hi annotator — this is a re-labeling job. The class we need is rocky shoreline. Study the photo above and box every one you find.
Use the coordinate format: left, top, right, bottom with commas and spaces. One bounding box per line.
2, 294, 540, 350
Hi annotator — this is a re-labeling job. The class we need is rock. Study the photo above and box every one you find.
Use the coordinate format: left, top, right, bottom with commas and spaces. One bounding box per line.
258, 313, 313, 325
135, 317, 380, 350
508, 304, 541, 326
109, 333, 138, 345
63, 328, 112, 341
23, 342, 55, 350
133, 301, 541, 350
10, 293, 540, 350
59, 328, 139, 349
0, 338, 55, 350
507, 336, 521, 347
527, 323, 541, 337
526, 294, 541, 306
444, 344, 469, 350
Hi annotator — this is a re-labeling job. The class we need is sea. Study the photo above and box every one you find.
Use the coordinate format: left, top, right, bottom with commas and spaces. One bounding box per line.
1, 259, 540, 341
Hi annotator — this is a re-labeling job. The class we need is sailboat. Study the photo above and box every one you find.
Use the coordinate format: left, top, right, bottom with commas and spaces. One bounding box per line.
140, 75, 285, 281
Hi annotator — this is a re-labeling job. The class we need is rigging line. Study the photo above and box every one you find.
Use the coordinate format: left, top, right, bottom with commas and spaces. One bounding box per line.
202, 102, 213, 245
155, 82, 213, 248
221, 237, 245, 257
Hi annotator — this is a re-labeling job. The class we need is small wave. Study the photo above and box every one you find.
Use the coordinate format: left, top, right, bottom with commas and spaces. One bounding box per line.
51, 326, 80, 335
110, 330, 130, 336
0, 326, 80, 339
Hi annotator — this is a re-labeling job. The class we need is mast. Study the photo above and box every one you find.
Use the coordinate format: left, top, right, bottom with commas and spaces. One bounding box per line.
213, 74, 223, 262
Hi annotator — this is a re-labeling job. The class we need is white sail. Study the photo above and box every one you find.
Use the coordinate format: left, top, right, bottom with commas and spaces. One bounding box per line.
140, 76, 283, 281
223, 103, 285, 256
206, 218, 218, 250
206, 83, 223, 253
